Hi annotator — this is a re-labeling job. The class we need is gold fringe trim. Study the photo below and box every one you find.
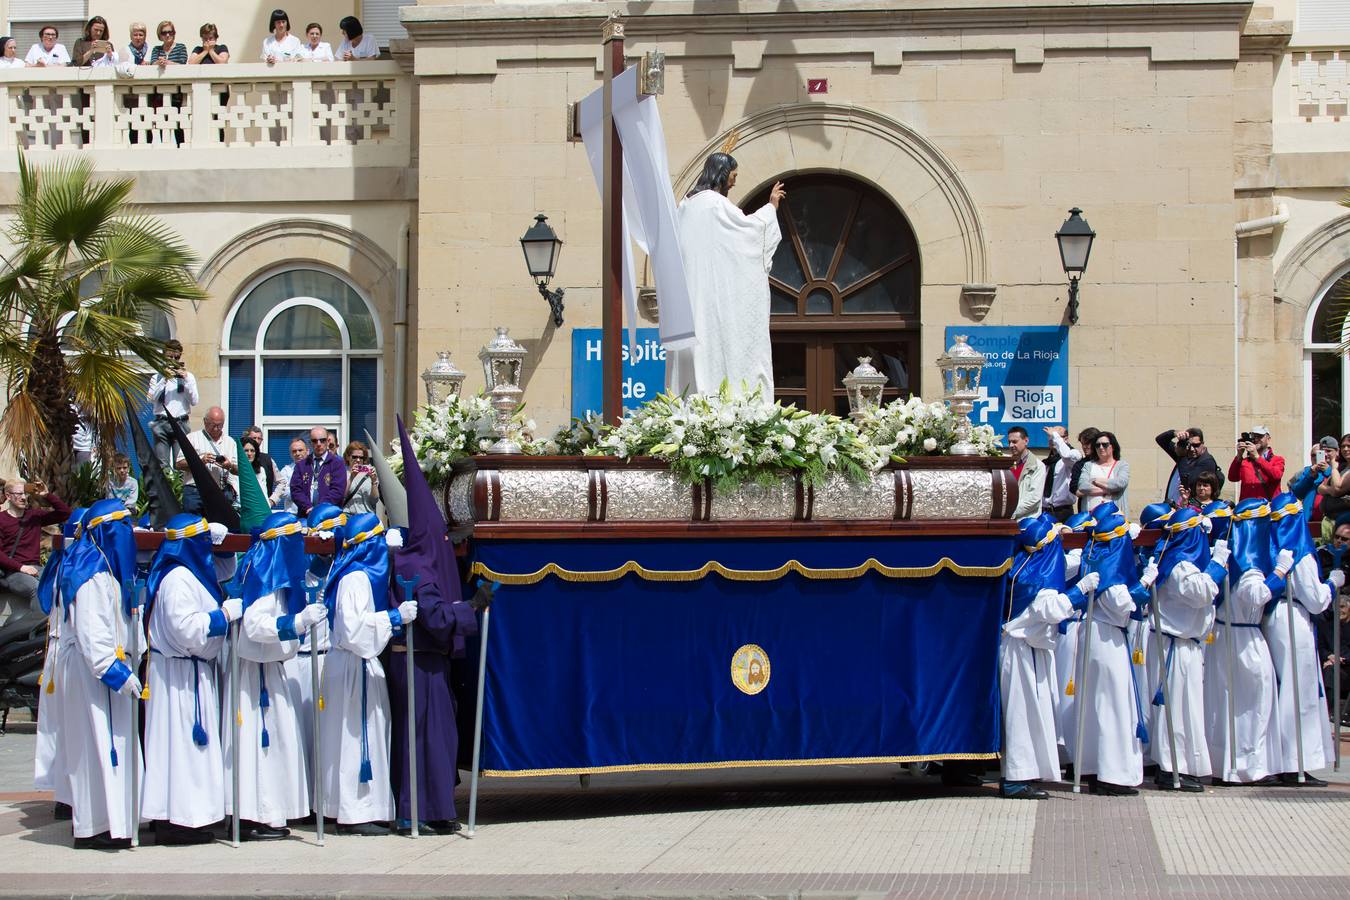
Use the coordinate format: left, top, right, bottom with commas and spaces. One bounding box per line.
481, 752, 1000, 778
472, 556, 1012, 585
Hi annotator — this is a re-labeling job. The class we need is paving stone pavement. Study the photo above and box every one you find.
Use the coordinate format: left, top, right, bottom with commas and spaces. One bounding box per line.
2, 727, 1350, 898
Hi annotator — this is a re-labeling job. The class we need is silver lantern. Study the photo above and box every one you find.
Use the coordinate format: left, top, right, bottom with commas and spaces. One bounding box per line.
842, 357, 888, 422
478, 326, 528, 454
936, 334, 987, 456
421, 350, 466, 407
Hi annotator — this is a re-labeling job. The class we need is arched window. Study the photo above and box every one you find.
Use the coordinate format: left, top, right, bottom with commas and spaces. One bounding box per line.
745, 175, 921, 415
1306, 266, 1350, 442
221, 267, 381, 457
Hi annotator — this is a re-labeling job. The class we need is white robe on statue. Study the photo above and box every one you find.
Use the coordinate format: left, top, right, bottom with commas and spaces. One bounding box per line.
223, 590, 309, 827
1075, 583, 1144, 786
1204, 569, 1282, 782
34, 603, 65, 797
1001, 587, 1073, 783
1263, 555, 1334, 774
318, 572, 395, 824
142, 567, 226, 828
55, 572, 144, 840
665, 191, 781, 397
1145, 561, 1218, 777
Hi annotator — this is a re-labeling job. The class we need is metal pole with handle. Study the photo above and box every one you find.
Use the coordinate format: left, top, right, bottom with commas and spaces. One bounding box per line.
1072, 588, 1096, 795
396, 574, 420, 839
304, 582, 325, 846
230, 615, 241, 847
125, 578, 145, 848
1285, 589, 1306, 784
467, 602, 491, 834
1148, 575, 1181, 790
1223, 573, 1238, 778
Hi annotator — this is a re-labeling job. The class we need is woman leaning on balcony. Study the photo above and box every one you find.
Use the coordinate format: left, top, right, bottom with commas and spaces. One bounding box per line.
149, 21, 187, 146
0, 38, 24, 69
72, 16, 118, 67
262, 9, 303, 64
188, 23, 230, 65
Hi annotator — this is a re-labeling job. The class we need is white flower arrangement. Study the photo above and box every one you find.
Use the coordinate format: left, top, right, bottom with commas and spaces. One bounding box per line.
854, 395, 1002, 461
594, 383, 884, 489
536, 411, 607, 456
389, 394, 539, 486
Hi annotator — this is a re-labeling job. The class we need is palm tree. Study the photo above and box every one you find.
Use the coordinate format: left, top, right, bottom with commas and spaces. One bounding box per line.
0, 152, 205, 499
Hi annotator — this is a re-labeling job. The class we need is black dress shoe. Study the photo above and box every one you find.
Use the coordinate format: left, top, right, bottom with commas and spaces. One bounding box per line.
293, 813, 317, 826
940, 771, 987, 789
426, 820, 462, 835
73, 832, 132, 850
53, 802, 72, 821
240, 821, 291, 841
1278, 772, 1328, 787
336, 822, 389, 836
1090, 781, 1139, 796
1000, 780, 1049, 799
154, 821, 216, 846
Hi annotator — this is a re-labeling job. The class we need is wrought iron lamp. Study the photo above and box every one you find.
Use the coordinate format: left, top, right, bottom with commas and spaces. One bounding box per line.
420, 350, 466, 406
1055, 207, 1096, 326
936, 335, 987, 456
842, 357, 888, 421
520, 214, 566, 327
478, 327, 528, 454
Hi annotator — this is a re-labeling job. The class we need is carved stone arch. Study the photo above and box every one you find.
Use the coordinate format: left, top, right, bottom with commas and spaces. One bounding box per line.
1275, 212, 1350, 320
674, 104, 991, 290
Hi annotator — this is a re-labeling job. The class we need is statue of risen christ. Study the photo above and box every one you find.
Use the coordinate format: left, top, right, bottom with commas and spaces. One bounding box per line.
664, 153, 786, 398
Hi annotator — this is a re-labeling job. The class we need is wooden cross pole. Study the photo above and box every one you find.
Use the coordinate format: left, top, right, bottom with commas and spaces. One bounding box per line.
600, 14, 625, 426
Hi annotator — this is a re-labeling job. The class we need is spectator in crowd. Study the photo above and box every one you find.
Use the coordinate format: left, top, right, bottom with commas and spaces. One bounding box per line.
290, 426, 346, 517
72, 405, 95, 468
0, 479, 71, 615
1076, 429, 1131, 520
0, 38, 22, 68
106, 453, 139, 508
1227, 425, 1284, 501
175, 407, 239, 514
1315, 434, 1350, 521
263, 9, 303, 64
1177, 470, 1224, 512
188, 23, 230, 64
240, 436, 274, 500
72, 16, 117, 67
25, 26, 69, 67
337, 16, 379, 60
242, 426, 278, 488
126, 22, 149, 65
300, 23, 333, 61
1155, 427, 1224, 504
340, 441, 379, 515
148, 339, 198, 469
272, 437, 308, 512
1067, 427, 1101, 512
150, 20, 186, 67
1318, 594, 1350, 725
1041, 425, 1080, 521
1289, 437, 1338, 522
1318, 516, 1350, 578
1007, 426, 1043, 519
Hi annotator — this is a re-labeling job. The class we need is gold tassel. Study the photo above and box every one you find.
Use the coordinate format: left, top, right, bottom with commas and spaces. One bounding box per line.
1065, 679, 1075, 697
1132, 648, 1144, 665
45, 678, 55, 694
318, 695, 325, 712
1205, 631, 1215, 645
115, 645, 126, 662
140, 686, 150, 701
36, 673, 42, 686
236, 709, 243, 726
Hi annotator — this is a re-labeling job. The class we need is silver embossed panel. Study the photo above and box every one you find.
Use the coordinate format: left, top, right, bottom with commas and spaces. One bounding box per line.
710, 478, 797, 521
446, 472, 475, 526
605, 469, 691, 521
497, 469, 590, 522
812, 473, 895, 520
909, 470, 992, 520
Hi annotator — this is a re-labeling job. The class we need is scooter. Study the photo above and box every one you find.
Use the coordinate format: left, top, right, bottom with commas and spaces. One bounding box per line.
0, 613, 44, 734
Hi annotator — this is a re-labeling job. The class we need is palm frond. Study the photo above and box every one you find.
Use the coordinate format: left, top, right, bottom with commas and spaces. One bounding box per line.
0, 390, 47, 460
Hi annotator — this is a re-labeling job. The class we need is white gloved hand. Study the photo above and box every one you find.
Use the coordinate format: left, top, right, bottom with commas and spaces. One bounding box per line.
1329, 569, 1346, 591
1274, 548, 1295, 577
385, 528, 403, 550
1076, 571, 1100, 594
221, 597, 243, 622
208, 522, 229, 545
396, 601, 418, 624
1140, 557, 1160, 589
1066, 548, 1083, 565
1210, 541, 1230, 569
295, 603, 327, 632
118, 674, 143, 698
313, 530, 334, 542
1200, 517, 1213, 533
1128, 522, 1142, 541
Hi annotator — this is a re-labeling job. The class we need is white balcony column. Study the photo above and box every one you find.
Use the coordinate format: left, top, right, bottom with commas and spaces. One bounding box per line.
190, 81, 216, 146
0, 86, 12, 151
91, 80, 116, 148
290, 78, 317, 146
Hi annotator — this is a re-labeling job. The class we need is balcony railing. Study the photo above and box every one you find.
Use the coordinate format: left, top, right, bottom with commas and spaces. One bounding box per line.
1277, 42, 1348, 154
0, 62, 410, 170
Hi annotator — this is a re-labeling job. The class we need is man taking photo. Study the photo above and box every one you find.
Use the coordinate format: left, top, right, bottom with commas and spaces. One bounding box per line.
0, 479, 71, 616
1227, 424, 1284, 501
1156, 427, 1224, 504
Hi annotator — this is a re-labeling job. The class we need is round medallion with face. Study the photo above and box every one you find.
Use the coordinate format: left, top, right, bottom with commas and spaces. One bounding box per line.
730, 643, 770, 696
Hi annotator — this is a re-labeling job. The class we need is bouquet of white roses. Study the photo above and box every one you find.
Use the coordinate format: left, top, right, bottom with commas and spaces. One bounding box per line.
389, 394, 539, 486
596, 383, 883, 489
536, 411, 607, 456
856, 395, 1002, 460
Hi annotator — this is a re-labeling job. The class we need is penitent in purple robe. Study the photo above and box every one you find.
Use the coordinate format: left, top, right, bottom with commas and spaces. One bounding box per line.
388, 416, 478, 823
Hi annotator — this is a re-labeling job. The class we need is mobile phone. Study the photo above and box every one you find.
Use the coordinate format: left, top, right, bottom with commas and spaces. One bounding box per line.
1318, 448, 1328, 465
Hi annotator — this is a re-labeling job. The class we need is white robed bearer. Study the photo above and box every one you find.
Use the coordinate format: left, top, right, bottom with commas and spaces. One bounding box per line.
33, 508, 84, 819
225, 512, 324, 840
1137, 506, 1230, 791
665, 150, 785, 398
1203, 498, 1285, 784
141, 513, 238, 844
318, 512, 412, 834
54, 501, 144, 849
1053, 510, 1093, 765
1001, 514, 1099, 798
1266, 492, 1340, 785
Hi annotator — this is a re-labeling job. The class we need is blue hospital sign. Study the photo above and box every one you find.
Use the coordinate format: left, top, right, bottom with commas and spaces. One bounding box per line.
945, 326, 1069, 448
571, 328, 667, 419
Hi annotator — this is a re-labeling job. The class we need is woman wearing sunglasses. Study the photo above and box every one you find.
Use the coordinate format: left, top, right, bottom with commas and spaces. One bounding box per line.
1076, 430, 1131, 520
341, 441, 379, 516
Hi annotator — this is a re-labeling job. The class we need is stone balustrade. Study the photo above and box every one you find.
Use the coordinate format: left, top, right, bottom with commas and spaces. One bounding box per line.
0, 62, 410, 170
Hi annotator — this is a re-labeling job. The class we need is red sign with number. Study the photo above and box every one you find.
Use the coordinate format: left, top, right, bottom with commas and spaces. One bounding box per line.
807, 79, 828, 94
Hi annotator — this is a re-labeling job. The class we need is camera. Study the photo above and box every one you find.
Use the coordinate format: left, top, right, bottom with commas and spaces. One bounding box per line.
1239, 432, 1257, 444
